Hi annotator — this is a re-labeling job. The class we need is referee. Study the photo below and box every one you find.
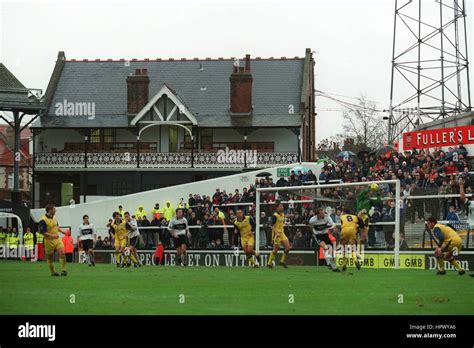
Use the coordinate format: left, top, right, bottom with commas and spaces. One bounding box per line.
78, 214, 96, 266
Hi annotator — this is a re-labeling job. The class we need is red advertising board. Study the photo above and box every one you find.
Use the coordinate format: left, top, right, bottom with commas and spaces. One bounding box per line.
403, 124, 474, 150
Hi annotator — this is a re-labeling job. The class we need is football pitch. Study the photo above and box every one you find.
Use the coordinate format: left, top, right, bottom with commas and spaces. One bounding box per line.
0, 260, 473, 315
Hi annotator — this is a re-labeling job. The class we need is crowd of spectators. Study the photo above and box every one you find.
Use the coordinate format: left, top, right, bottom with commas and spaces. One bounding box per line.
94, 145, 472, 251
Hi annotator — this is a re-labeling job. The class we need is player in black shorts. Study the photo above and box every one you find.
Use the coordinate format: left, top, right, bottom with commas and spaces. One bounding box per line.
78, 215, 96, 266
308, 208, 339, 272
168, 208, 191, 266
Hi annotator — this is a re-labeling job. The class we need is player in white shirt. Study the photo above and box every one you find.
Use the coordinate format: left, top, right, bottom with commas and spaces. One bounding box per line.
168, 208, 191, 266
308, 208, 340, 272
78, 214, 96, 266
124, 211, 142, 268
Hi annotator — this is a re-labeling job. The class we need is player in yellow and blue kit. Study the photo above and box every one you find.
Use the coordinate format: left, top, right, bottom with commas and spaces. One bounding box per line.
340, 208, 365, 271
426, 217, 465, 275
38, 204, 67, 276
267, 203, 290, 269
107, 212, 129, 268
233, 209, 260, 268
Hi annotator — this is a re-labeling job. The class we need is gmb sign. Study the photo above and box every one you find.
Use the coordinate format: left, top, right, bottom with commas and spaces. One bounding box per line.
84, 250, 474, 270
336, 253, 425, 269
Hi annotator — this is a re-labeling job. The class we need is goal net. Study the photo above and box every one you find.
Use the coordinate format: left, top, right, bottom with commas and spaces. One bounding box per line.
402, 190, 473, 249
255, 180, 402, 268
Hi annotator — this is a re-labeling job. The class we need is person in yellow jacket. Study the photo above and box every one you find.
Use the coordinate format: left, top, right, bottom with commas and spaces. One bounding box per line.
5, 232, 11, 257
5, 229, 11, 250
118, 205, 126, 219
9, 230, 19, 257
134, 205, 147, 219
162, 200, 174, 221
0, 227, 6, 248
36, 230, 45, 261
23, 227, 35, 260
176, 198, 189, 210
150, 203, 162, 220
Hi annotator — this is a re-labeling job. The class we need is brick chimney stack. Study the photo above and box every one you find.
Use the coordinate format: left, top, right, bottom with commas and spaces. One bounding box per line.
127, 68, 150, 114
245, 54, 251, 71
230, 54, 253, 114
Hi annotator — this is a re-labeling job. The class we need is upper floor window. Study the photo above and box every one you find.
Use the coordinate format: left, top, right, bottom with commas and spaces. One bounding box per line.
90, 129, 116, 144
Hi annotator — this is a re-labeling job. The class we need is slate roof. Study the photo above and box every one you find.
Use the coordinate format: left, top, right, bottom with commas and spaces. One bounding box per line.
0, 63, 43, 113
33, 57, 306, 128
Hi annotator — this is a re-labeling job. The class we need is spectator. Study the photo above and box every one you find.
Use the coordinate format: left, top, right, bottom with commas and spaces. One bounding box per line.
103, 237, 112, 249
177, 197, 189, 209
150, 203, 162, 220
292, 229, 306, 248
276, 176, 288, 187
214, 238, 224, 249
134, 205, 147, 219
199, 214, 211, 248
95, 236, 105, 249
305, 169, 317, 184
188, 193, 196, 207
162, 200, 175, 221
118, 205, 126, 218
446, 206, 460, 221
141, 216, 152, 248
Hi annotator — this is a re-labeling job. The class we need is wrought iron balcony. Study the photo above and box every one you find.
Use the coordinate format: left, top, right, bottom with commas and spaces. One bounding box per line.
34, 152, 299, 169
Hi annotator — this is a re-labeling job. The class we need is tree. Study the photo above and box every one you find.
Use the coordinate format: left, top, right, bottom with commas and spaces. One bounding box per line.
341, 95, 387, 151
316, 134, 343, 152
316, 134, 343, 159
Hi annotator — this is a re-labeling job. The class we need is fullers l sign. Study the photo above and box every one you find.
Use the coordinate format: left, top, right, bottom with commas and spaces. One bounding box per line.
403, 125, 474, 150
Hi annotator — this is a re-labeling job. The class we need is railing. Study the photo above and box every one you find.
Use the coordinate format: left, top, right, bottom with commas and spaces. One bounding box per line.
34, 152, 299, 169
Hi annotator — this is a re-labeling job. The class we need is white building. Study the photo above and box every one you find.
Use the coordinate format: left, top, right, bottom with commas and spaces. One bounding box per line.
31, 50, 316, 208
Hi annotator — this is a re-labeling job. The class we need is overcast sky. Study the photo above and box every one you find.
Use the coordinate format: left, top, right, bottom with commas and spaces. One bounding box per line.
0, 0, 472, 143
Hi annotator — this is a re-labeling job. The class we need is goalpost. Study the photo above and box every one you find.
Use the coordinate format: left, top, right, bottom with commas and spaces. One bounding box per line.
255, 179, 402, 268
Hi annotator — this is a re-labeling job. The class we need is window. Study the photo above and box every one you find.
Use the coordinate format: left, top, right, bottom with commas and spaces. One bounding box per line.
103, 129, 115, 143
90, 129, 101, 143
183, 128, 197, 150
200, 129, 213, 150
90, 129, 116, 144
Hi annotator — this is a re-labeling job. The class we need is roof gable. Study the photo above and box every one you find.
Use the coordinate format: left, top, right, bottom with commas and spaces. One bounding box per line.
0, 63, 26, 90
130, 84, 197, 125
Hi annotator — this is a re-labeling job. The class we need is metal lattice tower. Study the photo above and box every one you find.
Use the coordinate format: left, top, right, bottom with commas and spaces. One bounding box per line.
388, 0, 471, 143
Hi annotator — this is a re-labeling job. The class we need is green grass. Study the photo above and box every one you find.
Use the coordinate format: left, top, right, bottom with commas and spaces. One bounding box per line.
0, 260, 473, 315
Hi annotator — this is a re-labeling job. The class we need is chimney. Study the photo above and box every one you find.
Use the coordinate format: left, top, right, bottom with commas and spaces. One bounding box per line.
230, 54, 253, 114
127, 68, 150, 114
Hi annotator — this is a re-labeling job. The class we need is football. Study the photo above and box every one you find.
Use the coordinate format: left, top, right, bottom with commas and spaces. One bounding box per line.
370, 183, 379, 192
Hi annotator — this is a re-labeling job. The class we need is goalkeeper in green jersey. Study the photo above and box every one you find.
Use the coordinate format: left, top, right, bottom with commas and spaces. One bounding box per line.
356, 183, 382, 247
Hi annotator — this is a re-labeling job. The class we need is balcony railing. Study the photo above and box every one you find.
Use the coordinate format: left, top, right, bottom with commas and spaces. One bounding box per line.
34, 152, 299, 169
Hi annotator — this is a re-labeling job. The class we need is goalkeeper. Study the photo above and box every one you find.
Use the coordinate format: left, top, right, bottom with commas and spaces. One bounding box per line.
355, 183, 382, 247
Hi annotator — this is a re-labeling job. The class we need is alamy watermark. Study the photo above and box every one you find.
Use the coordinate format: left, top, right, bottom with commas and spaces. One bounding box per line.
0, 245, 38, 261
18, 322, 56, 341
216, 147, 257, 167
55, 99, 95, 120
